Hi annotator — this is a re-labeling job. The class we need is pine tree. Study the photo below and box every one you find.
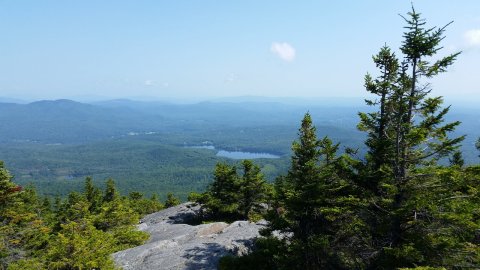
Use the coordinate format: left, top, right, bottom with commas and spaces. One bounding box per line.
0, 163, 50, 268
239, 160, 269, 220
449, 151, 464, 167
84, 176, 102, 213
103, 178, 118, 203
164, 192, 181, 208
0, 161, 21, 209
199, 160, 271, 222
395, 6, 463, 181
360, 6, 473, 268
359, 45, 399, 171
476, 138, 480, 157
358, 46, 400, 195
45, 220, 117, 270
267, 113, 365, 269
225, 6, 479, 270
283, 113, 321, 244
203, 162, 241, 220
128, 192, 163, 216
0, 163, 152, 269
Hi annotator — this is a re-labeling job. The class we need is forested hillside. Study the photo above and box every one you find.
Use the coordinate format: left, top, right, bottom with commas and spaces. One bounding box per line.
0, 164, 167, 269
0, 98, 368, 199
0, 97, 478, 199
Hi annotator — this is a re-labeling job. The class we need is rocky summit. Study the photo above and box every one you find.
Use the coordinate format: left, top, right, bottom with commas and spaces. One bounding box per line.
113, 203, 265, 270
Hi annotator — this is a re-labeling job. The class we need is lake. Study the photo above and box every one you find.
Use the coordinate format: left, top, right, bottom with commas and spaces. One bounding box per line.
216, 150, 280, 159
185, 145, 280, 159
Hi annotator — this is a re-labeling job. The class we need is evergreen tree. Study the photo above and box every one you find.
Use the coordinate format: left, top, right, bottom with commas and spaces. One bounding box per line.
64, 192, 90, 222
103, 178, 118, 203
45, 219, 117, 270
476, 138, 480, 157
394, 6, 463, 181
0, 162, 151, 269
0, 161, 21, 209
0, 166, 50, 268
281, 113, 321, 245
359, 45, 399, 172
359, 6, 473, 268
164, 192, 181, 208
239, 160, 269, 220
221, 6, 479, 270
128, 191, 164, 215
265, 114, 365, 269
198, 160, 271, 222
84, 176, 102, 213
129, 191, 143, 200
449, 151, 464, 167
203, 162, 241, 220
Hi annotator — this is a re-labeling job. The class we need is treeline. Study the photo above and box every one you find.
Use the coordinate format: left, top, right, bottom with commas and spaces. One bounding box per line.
0, 170, 179, 269
2, 140, 290, 200
208, 8, 480, 269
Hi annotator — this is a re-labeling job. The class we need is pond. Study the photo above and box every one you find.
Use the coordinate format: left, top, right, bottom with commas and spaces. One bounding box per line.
184, 145, 280, 159
216, 150, 280, 159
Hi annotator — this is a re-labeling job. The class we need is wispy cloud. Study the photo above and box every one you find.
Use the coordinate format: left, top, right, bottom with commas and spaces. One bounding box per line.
271, 42, 296, 62
224, 73, 237, 84
464, 29, 480, 47
144, 80, 155, 86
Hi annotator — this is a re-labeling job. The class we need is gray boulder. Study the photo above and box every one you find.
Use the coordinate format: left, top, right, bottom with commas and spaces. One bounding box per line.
113, 203, 265, 270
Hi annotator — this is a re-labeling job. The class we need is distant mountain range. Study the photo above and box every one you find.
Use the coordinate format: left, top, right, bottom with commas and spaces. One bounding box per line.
0, 98, 369, 144
0, 99, 164, 143
0, 97, 477, 160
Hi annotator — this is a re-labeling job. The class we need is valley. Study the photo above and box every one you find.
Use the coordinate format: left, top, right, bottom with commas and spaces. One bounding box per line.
0, 98, 478, 200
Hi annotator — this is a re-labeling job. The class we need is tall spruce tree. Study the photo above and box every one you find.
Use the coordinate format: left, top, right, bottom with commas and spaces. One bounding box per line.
267, 113, 365, 269
359, 6, 473, 268
239, 160, 269, 220
103, 178, 118, 203
203, 162, 241, 220
395, 6, 463, 180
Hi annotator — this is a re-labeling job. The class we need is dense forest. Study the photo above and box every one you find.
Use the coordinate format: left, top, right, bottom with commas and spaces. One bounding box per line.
0, 167, 174, 269
1, 6, 480, 270
0, 99, 368, 199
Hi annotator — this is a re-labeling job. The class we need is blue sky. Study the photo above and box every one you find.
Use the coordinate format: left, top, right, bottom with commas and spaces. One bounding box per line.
0, 0, 479, 101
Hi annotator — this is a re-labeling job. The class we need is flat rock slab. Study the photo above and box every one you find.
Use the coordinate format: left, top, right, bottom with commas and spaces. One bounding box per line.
113, 203, 265, 270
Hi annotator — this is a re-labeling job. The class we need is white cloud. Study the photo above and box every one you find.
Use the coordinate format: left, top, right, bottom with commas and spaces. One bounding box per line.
270, 42, 296, 62
144, 80, 155, 86
464, 29, 480, 47
224, 73, 237, 84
